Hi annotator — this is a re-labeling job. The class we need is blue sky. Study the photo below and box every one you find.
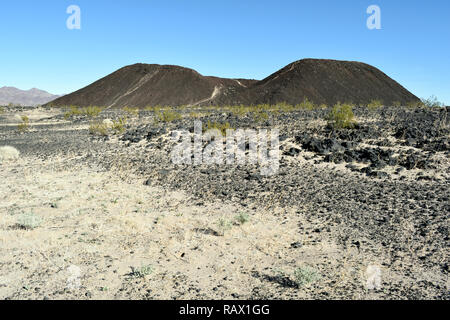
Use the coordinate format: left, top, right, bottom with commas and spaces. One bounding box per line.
0, 0, 448, 104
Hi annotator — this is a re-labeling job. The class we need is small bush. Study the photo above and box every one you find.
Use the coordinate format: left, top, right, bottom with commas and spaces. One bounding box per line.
296, 98, 315, 110
18, 115, 30, 132
367, 99, 383, 110
129, 265, 153, 278
235, 212, 249, 225
64, 106, 104, 119
421, 95, 444, 108
392, 101, 401, 107
89, 121, 109, 136
123, 106, 139, 116
407, 101, 425, 108
0, 106, 5, 114
217, 218, 233, 236
327, 103, 356, 129
155, 109, 182, 123
111, 117, 127, 134
294, 266, 321, 286
204, 121, 232, 136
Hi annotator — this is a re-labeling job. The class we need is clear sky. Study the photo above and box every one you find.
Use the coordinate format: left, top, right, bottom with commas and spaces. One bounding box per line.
0, 0, 448, 104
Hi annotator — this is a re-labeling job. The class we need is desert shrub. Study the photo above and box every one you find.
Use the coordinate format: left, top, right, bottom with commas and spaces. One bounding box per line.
327, 103, 356, 129
294, 266, 321, 286
235, 212, 249, 225
217, 218, 233, 236
367, 99, 383, 110
392, 101, 402, 107
0, 106, 5, 114
155, 109, 182, 123
0, 146, 20, 161
231, 105, 250, 117
252, 110, 269, 123
16, 213, 42, 230
89, 121, 109, 136
204, 121, 232, 136
129, 265, 153, 278
123, 106, 139, 116
17, 115, 30, 132
111, 117, 127, 134
407, 101, 425, 108
421, 95, 444, 108
83, 106, 104, 118
64, 106, 104, 119
296, 98, 315, 110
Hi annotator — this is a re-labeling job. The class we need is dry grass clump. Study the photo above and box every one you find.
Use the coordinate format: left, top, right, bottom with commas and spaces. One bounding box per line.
89, 121, 109, 136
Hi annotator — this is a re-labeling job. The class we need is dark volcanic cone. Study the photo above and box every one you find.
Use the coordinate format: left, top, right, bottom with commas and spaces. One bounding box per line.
47, 59, 419, 108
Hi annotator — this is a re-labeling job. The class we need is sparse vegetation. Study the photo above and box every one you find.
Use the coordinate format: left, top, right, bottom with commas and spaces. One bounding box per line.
294, 266, 321, 286
0, 106, 5, 114
18, 115, 30, 132
235, 212, 250, 225
217, 218, 233, 236
111, 117, 127, 134
421, 95, 445, 108
129, 265, 153, 278
89, 121, 109, 136
123, 106, 139, 116
327, 103, 357, 129
367, 99, 383, 110
204, 121, 232, 136
64, 106, 104, 119
154, 109, 182, 123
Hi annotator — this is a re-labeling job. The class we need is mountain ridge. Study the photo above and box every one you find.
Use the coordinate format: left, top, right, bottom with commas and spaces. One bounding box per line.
0, 86, 62, 106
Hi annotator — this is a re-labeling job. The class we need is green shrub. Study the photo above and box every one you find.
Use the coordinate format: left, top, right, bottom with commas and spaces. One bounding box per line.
235, 212, 249, 225
123, 106, 139, 116
327, 103, 356, 129
155, 109, 182, 123
18, 115, 30, 132
0, 106, 5, 114
129, 265, 153, 278
367, 99, 383, 110
111, 117, 127, 134
294, 266, 321, 286
296, 98, 315, 110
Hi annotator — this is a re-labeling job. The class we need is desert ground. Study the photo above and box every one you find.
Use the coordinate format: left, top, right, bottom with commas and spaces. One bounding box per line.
0, 104, 448, 300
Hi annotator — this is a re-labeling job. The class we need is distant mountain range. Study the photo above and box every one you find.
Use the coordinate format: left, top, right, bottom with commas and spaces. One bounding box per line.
0, 87, 62, 106
47, 58, 420, 108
